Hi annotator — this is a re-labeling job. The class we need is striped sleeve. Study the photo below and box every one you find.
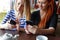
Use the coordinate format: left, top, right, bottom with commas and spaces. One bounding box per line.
1, 10, 15, 24
11, 11, 16, 21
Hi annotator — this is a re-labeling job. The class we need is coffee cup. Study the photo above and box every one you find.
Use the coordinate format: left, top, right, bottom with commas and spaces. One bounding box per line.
36, 35, 48, 40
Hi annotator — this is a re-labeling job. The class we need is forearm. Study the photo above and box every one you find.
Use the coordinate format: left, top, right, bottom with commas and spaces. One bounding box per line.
1, 14, 11, 24
36, 28, 55, 35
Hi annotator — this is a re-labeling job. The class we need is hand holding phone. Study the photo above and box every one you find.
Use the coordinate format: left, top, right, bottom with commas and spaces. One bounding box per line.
26, 21, 34, 26
10, 20, 16, 25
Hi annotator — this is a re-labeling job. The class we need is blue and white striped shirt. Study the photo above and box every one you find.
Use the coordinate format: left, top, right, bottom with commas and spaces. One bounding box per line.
2, 9, 16, 24
2, 9, 26, 28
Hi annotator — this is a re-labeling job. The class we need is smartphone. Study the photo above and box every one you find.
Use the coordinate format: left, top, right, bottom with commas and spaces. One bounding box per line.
10, 20, 16, 25
26, 21, 34, 26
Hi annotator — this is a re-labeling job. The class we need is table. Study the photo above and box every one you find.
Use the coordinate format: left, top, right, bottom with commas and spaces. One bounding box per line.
0, 29, 60, 40
18, 32, 60, 40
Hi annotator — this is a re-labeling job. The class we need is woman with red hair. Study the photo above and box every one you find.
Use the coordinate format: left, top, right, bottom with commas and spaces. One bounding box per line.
25, 0, 57, 35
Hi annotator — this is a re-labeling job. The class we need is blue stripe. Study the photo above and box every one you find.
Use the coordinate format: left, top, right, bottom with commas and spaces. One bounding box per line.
1, 9, 26, 28
1, 9, 14, 24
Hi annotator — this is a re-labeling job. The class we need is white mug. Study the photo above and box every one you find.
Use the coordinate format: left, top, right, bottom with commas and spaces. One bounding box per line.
36, 35, 48, 40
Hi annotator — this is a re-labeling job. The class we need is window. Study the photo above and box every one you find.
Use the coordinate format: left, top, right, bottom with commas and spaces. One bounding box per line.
0, 0, 10, 12
0, 0, 10, 22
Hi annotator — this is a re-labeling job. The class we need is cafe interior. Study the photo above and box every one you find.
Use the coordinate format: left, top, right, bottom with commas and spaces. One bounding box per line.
0, 0, 60, 40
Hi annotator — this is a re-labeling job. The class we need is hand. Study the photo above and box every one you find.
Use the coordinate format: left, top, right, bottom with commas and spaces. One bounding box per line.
16, 24, 20, 31
26, 25, 37, 34
0, 23, 13, 29
24, 25, 31, 34
15, 19, 19, 24
28, 25, 37, 34
6, 22, 17, 29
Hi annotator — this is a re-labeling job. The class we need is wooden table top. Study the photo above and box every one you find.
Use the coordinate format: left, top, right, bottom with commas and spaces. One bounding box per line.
0, 29, 60, 40
18, 32, 60, 40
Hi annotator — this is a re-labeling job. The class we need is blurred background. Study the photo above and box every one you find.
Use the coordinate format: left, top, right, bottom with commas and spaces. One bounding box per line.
0, 0, 10, 22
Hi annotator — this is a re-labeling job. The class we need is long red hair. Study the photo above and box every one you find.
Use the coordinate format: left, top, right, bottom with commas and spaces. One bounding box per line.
38, 0, 54, 29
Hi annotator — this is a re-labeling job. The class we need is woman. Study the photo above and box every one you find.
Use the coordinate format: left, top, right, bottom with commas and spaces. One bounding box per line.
0, 0, 25, 31
25, 0, 58, 35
